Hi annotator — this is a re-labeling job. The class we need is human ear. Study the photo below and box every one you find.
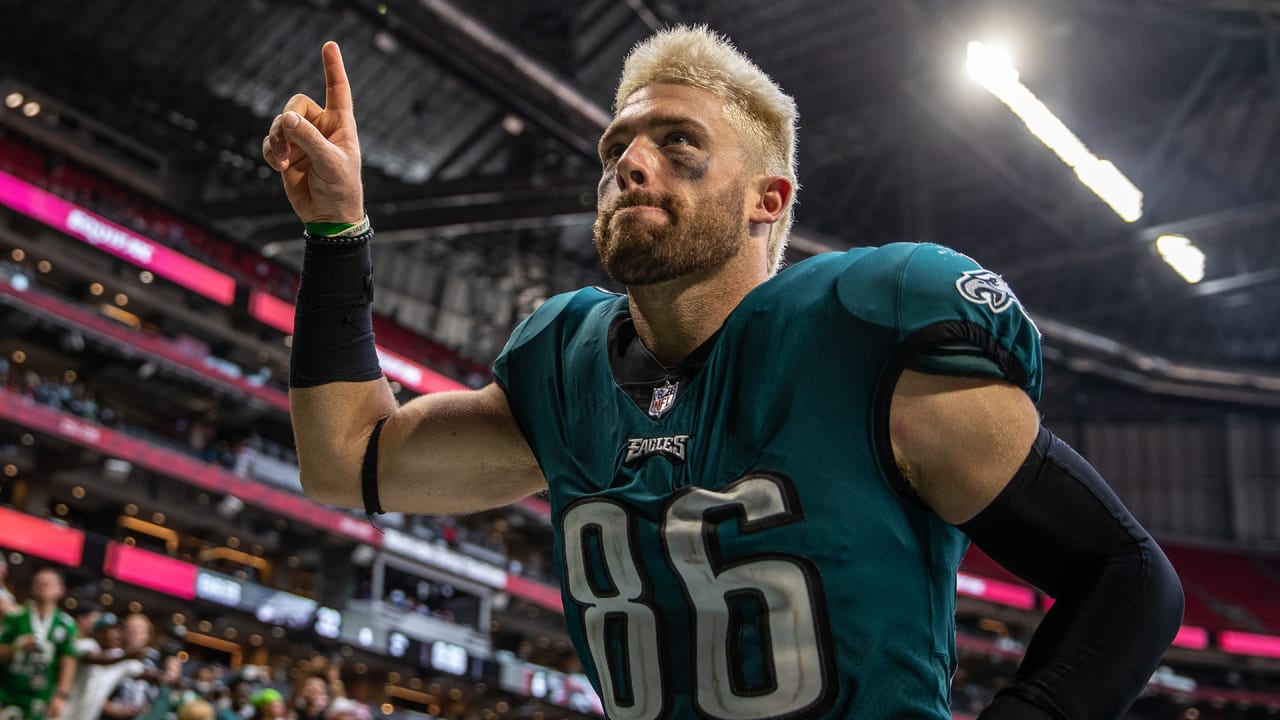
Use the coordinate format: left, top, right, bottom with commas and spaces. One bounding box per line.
748, 175, 792, 225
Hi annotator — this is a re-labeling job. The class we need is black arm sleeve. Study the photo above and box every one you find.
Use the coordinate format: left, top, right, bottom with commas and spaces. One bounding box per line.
960, 427, 1184, 720
290, 239, 382, 388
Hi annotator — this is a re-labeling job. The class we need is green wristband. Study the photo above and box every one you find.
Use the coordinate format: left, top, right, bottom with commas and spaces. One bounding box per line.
304, 220, 359, 237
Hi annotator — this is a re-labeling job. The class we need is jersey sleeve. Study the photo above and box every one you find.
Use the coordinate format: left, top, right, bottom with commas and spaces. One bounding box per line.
837, 242, 1042, 401
57, 617, 78, 658
0, 612, 16, 644
490, 290, 582, 391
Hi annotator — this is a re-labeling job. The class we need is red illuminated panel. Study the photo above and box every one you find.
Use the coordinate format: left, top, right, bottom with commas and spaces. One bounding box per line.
517, 496, 551, 519
1171, 625, 1209, 650
0, 170, 235, 305
0, 508, 84, 566
1219, 630, 1280, 659
103, 542, 197, 600
249, 290, 295, 334
505, 574, 562, 613
375, 346, 466, 395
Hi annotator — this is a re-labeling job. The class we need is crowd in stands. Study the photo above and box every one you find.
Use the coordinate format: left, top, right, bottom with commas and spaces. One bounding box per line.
1, 367, 238, 472
0, 562, 369, 720
3, 361, 558, 590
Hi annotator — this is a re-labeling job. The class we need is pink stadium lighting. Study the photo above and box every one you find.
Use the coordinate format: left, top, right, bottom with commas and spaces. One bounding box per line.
1219, 631, 1280, 659
1171, 626, 1209, 650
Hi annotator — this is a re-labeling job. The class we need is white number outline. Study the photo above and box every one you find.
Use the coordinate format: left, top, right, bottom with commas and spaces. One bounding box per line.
561, 473, 836, 720
562, 497, 668, 720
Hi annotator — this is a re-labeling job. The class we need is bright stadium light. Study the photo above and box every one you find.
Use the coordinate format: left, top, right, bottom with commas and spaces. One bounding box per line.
1155, 234, 1206, 284
966, 41, 1144, 222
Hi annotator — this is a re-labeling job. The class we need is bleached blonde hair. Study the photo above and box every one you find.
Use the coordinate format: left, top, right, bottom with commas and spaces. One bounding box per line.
614, 25, 799, 275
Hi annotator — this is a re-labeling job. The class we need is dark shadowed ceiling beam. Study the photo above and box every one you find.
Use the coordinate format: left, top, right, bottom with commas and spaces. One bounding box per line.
342, 0, 610, 159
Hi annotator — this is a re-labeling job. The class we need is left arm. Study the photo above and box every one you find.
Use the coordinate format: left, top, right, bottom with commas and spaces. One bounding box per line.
891, 369, 1184, 720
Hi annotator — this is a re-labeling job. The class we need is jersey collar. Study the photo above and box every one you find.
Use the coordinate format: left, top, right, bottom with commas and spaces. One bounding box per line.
608, 313, 721, 413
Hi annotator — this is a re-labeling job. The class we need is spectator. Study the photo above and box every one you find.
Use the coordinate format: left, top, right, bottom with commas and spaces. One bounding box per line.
100, 614, 160, 720
217, 672, 260, 720
69, 604, 100, 645
322, 698, 356, 720
64, 621, 147, 720
135, 653, 190, 720
179, 699, 216, 720
0, 567, 79, 720
62, 604, 104, 719
291, 674, 329, 720
0, 556, 15, 616
190, 664, 223, 702
249, 688, 287, 720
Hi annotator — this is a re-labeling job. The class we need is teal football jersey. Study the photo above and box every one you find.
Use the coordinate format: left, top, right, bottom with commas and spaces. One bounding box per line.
493, 243, 1041, 719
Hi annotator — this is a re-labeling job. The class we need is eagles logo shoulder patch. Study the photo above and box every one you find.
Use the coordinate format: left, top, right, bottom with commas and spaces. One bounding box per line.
956, 269, 1018, 314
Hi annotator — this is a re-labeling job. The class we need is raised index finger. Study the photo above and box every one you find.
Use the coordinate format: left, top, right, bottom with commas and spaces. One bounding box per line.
321, 41, 353, 112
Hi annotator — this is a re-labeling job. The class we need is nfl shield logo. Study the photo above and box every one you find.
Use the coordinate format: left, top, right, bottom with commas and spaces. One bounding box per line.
649, 381, 679, 418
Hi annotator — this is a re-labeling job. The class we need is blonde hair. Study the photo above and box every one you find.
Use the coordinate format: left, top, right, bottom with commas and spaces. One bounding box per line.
614, 25, 799, 274
178, 700, 215, 720
123, 612, 154, 641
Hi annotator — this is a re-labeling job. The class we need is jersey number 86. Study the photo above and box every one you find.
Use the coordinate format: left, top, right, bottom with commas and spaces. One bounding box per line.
561, 473, 836, 720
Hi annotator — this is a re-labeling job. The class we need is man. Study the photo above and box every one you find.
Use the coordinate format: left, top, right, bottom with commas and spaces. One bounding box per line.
0, 568, 79, 719
64, 617, 149, 720
248, 689, 287, 720
290, 674, 330, 720
215, 672, 259, 720
60, 603, 100, 720
100, 614, 163, 720
263, 26, 1183, 719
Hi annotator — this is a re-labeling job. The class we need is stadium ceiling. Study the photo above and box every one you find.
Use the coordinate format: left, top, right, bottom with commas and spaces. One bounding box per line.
3, 0, 1280, 405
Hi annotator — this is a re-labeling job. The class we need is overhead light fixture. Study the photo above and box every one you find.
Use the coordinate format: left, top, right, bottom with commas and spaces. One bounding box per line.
1155, 234, 1205, 284
21, 101, 40, 118
4, 92, 22, 109
967, 41, 1144, 223
373, 31, 399, 54
502, 114, 525, 136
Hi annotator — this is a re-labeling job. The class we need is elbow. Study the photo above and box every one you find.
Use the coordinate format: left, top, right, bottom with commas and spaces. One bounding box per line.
1146, 541, 1186, 646
298, 462, 355, 509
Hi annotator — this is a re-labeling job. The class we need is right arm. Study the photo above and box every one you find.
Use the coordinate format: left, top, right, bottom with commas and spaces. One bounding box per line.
292, 381, 545, 514
265, 42, 544, 514
0, 618, 34, 664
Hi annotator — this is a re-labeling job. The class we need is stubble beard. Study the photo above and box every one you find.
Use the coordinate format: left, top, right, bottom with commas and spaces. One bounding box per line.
594, 183, 747, 286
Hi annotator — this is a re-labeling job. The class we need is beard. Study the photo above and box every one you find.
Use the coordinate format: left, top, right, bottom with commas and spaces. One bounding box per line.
594, 183, 747, 286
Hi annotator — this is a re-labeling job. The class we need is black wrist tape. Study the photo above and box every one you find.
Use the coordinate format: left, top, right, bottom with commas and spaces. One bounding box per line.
289, 239, 383, 387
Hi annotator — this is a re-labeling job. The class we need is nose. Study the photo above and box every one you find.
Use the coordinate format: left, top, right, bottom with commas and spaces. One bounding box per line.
615, 138, 656, 191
